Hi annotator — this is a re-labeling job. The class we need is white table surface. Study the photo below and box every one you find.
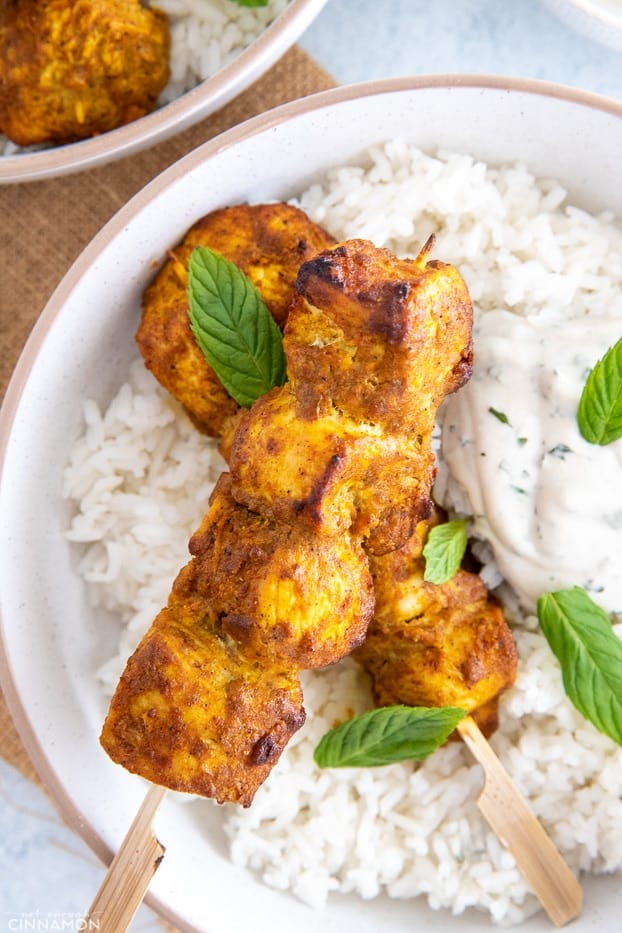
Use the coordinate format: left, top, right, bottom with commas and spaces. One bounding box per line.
1, 0, 620, 928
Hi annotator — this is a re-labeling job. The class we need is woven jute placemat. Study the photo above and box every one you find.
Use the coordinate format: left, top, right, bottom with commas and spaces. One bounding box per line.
0, 45, 335, 790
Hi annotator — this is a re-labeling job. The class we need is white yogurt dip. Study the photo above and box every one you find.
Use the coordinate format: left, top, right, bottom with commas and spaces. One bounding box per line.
440, 309, 622, 613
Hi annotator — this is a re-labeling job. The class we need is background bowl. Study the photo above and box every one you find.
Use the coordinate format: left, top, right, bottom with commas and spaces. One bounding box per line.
1, 76, 622, 931
543, 0, 622, 51
0, 0, 328, 184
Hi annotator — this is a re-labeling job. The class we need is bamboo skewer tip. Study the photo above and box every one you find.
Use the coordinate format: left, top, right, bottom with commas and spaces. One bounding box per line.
457, 716, 582, 928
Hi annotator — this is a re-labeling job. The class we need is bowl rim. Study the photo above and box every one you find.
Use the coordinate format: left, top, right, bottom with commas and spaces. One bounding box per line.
0, 0, 329, 184
555, 0, 622, 30
1, 72, 622, 929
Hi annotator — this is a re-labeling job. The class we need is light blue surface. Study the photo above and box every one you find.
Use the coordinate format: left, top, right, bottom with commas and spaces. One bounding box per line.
0, 758, 163, 929
299, 0, 622, 98
1, 0, 620, 929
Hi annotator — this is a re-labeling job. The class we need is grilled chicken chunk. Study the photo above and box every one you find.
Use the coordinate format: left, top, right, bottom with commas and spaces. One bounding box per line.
102, 605, 306, 807
183, 474, 374, 670
230, 384, 434, 551
137, 203, 336, 437
230, 238, 473, 554
0, 0, 169, 146
359, 512, 518, 737
285, 238, 473, 429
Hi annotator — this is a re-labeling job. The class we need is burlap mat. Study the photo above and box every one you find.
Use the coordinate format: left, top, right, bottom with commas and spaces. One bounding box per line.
0, 46, 335, 792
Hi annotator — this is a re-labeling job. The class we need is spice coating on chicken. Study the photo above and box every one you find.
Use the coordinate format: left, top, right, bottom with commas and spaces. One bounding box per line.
230, 384, 435, 551
286, 239, 474, 429
102, 603, 306, 806
0, 0, 170, 146
101, 474, 374, 800
358, 513, 518, 737
137, 204, 336, 437
184, 474, 374, 670
230, 238, 473, 554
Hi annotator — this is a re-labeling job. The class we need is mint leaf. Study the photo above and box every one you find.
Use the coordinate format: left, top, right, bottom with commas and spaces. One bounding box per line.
187, 246, 286, 408
229, 0, 268, 6
577, 336, 622, 445
537, 587, 622, 746
422, 519, 468, 584
314, 705, 466, 768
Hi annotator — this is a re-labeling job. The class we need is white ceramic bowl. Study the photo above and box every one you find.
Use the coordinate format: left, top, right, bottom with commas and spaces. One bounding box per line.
544, 0, 622, 50
1, 76, 622, 932
0, 0, 328, 184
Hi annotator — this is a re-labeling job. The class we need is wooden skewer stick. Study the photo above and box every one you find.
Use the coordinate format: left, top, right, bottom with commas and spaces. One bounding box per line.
84, 784, 168, 932
457, 716, 583, 928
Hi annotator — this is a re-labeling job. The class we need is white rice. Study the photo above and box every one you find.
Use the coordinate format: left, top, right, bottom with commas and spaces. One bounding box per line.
63, 141, 622, 926
0, 0, 288, 157
155, 0, 288, 101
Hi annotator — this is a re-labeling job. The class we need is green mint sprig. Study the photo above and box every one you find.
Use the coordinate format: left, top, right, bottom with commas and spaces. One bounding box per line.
577, 336, 622, 445
187, 246, 286, 408
422, 519, 468, 584
314, 705, 466, 768
537, 587, 622, 746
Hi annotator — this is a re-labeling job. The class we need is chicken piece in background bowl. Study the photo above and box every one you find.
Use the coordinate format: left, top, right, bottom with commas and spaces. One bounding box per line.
0, 0, 329, 182
0, 0, 170, 146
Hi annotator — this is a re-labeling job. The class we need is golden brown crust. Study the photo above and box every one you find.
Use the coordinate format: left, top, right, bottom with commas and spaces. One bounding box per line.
136, 203, 336, 437
285, 241, 473, 430
229, 385, 435, 550
0, 0, 170, 146
100, 611, 305, 806
184, 474, 374, 670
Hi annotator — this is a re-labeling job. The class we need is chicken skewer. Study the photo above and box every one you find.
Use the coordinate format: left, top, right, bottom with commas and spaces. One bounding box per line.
94, 205, 580, 926
101, 231, 474, 803
360, 512, 582, 927
89, 212, 372, 924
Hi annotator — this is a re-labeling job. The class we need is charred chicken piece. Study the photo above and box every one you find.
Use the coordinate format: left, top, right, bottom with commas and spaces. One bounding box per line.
230, 237, 473, 554
101, 474, 374, 802
285, 238, 474, 429
358, 511, 518, 737
137, 203, 336, 437
0, 0, 170, 146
